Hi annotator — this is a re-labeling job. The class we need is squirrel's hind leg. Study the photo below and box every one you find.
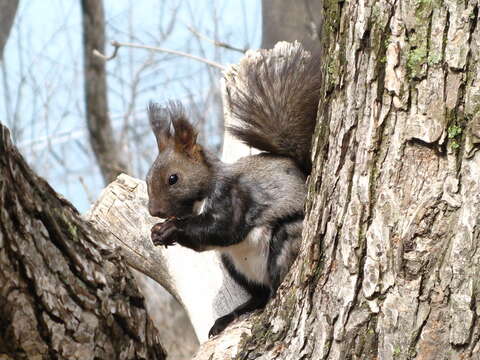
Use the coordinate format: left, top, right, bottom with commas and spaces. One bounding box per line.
208, 291, 269, 338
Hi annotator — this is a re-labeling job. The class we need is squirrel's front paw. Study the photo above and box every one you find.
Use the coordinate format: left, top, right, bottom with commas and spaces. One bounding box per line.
151, 220, 178, 248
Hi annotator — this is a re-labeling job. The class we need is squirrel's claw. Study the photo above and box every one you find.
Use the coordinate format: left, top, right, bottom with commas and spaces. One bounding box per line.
208, 315, 233, 338
151, 220, 177, 247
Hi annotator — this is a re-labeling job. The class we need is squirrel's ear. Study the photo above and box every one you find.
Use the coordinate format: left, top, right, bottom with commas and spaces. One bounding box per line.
172, 117, 198, 153
168, 102, 200, 157
148, 102, 171, 151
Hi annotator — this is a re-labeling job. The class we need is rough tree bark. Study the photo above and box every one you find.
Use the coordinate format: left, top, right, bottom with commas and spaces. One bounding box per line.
0, 124, 165, 359
212, 0, 480, 359
69, 20, 480, 357
81, 0, 129, 184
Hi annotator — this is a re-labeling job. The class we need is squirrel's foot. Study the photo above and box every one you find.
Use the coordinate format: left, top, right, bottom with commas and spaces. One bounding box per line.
208, 313, 235, 338
151, 220, 177, 248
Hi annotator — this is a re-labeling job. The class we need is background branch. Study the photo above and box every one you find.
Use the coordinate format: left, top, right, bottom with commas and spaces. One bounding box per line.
93, 40, 225, 70
187, 25, 247, 53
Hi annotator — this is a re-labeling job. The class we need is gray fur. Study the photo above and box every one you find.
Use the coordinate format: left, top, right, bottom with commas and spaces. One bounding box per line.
196, 154, 306, 290
224, 41, 321, 173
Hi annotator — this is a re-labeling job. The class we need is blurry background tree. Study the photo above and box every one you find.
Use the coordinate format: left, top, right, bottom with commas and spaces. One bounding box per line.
0, 0, 19, 60
81, 0, 130, 184
261, 0, 322, 52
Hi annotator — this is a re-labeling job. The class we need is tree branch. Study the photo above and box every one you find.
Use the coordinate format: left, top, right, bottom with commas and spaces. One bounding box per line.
187, 25, 248, 54
93, 40, 225, 70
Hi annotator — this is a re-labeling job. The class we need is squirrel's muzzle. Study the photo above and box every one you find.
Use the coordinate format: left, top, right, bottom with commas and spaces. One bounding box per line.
148, 205, 168, 219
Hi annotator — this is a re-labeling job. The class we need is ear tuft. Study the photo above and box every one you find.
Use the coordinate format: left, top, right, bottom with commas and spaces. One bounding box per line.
148, 100, 201, 158
148, 101, 171, 151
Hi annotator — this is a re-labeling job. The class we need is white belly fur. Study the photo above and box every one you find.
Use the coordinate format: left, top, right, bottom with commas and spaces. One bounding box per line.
193, 199, 206, 215
221, 226, 271, 285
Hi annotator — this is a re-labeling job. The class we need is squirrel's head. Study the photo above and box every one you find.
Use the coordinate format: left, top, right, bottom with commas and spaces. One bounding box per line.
146, 101, 213, 219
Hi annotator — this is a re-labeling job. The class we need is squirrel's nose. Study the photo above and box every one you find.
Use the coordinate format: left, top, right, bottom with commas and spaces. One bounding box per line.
149, 206, 167, 219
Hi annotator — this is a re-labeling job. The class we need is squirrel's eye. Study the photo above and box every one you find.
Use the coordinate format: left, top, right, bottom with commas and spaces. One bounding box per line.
168, 174, 178, 185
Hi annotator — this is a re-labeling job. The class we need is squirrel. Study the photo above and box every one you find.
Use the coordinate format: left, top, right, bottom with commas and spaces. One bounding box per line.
146, 42, 321, 337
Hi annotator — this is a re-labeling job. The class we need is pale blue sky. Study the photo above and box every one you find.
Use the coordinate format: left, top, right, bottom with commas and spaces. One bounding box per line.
1, 0, 261, 212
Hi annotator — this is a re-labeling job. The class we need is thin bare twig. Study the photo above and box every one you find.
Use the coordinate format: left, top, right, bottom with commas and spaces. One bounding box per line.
186, 26, 247, 54
78, 176, 95, 204
93, 40, 225, 70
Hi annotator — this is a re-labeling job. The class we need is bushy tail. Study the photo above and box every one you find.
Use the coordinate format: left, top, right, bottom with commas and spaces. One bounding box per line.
223, 41, 321, 174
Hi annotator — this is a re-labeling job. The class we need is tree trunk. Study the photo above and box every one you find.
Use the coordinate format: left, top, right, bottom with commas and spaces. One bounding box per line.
208, 0, 480, 359
81, 0, 129, 184
0, 123, 164, 359
0, 0, 18, 60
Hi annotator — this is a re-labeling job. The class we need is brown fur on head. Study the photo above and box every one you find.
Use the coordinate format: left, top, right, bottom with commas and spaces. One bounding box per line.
147, 101, 213, 218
